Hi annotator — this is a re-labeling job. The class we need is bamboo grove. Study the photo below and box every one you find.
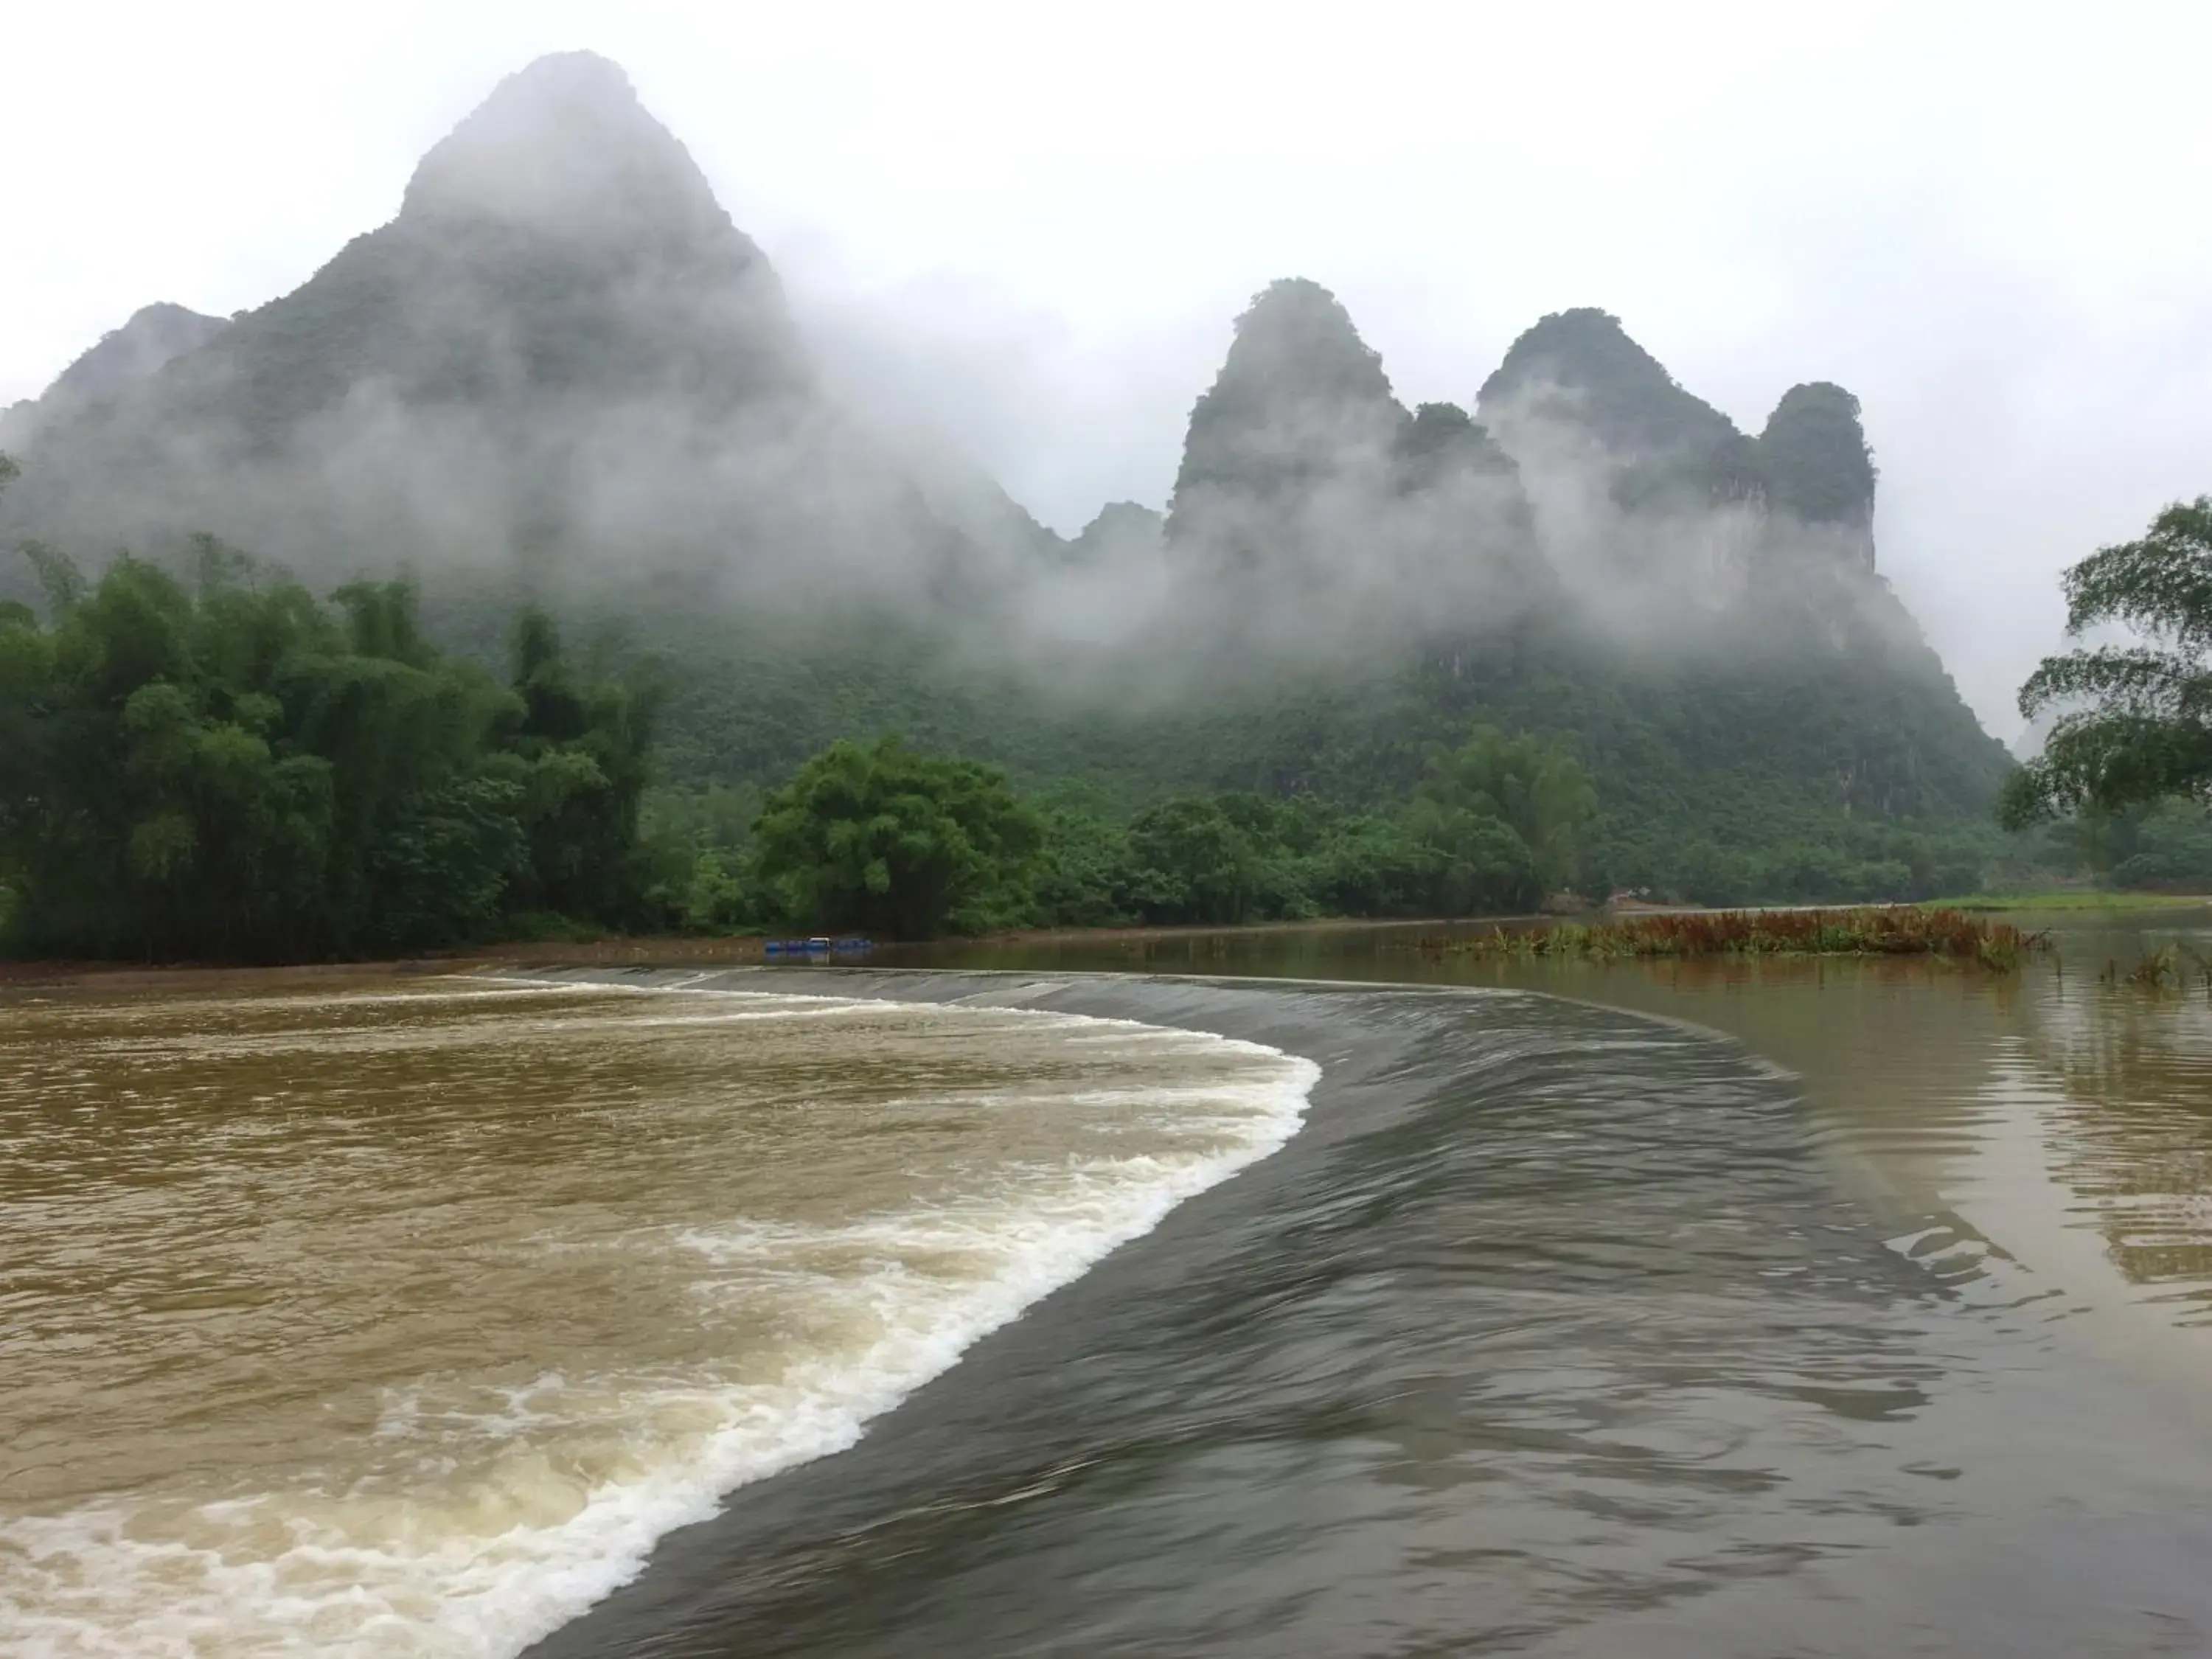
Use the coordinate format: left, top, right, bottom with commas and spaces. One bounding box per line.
0, 535, 661, 960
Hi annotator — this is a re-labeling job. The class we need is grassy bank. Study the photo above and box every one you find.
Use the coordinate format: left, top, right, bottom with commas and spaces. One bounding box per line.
1922, 890, 2209, 914
1416, 907, 2032, 970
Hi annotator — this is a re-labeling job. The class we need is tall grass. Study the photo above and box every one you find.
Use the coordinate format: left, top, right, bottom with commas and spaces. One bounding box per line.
2099, 942, 2212, 991
1422, 908, 2031, 970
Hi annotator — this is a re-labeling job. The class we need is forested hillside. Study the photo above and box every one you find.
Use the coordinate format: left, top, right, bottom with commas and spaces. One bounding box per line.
631, 282, 2011, 902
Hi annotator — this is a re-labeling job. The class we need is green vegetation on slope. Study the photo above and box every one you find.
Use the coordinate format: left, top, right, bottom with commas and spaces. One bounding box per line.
630, 604, 2014, 917
679, 726, 1598, 940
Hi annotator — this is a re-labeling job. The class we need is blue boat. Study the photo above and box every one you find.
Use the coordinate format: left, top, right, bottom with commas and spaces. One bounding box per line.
764, 936, 874, 959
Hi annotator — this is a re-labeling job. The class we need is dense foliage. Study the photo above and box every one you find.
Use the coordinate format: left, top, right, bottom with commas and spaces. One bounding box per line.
630, 601, 2014, 922
751, 737, 1041, 939
729, 726, 1589, 936
0, 533, 661, 960
1757, 383, 1877, 529
721, 713, 2031, 936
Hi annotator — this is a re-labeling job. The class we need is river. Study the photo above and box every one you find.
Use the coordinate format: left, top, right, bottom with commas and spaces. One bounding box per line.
7, 909, 2212, 1655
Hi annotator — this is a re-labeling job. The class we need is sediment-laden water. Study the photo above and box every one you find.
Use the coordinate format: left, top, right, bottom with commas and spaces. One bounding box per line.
13, 919, 2212, 1657
0, 978, 1313, 1656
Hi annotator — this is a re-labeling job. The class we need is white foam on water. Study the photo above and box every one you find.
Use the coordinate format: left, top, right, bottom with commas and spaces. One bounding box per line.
0, 991, 1318, 1659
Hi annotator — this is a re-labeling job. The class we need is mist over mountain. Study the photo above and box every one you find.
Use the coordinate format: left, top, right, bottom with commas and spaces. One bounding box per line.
1481, 307, 1759, 512
0, 50, 2011, 894
0, 53, 1015, 617
1144, 278, 1543, 663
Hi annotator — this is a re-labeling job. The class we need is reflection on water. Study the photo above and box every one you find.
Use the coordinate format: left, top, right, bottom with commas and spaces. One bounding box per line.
0, 976, 1313, 1656
2031, 945, 2212, 1324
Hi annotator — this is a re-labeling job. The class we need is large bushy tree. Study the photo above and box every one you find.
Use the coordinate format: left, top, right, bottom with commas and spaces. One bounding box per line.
752, 736, 1040, 938
2004, 497, 2212, 827
1410, 726, 1596, 908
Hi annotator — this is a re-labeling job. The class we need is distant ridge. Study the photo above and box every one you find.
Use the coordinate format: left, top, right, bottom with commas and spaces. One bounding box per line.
0, 302, 229, 449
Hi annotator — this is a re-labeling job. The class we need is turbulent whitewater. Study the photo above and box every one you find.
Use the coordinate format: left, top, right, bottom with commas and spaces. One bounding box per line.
0, 978, 1318, 1658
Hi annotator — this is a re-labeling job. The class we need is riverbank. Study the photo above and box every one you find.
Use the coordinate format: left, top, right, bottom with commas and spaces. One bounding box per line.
3, 897, 2197, 986
0, 917, 1516, 986
1414, 905, 2034, 967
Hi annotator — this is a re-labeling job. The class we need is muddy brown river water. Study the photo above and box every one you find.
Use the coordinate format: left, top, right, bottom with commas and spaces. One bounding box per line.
9, 910, 2212, 1655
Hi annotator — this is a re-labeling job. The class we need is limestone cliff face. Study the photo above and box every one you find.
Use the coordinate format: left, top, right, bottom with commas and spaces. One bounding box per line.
1757, 381, 1877, 568
358, 50, 809, 413
1471, 310, 1902, 628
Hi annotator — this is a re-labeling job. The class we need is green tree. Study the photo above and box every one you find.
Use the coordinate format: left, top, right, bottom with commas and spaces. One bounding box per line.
2004, 498, 2212, 830
1303, 813, 1466, 917
752, 736, 1041, 938
1402, 799, 1537, 914
1124, 796, 1268, 924
1030, 801, 1137, 928
499, 608, 664, 926
1410, 726, 1596, 906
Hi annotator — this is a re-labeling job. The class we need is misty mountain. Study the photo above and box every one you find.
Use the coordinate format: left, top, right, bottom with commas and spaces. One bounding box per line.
1153, 289, 2001, 806
648, 275, 2008, 894
1159, 279, 1543, 652
0, 50, 2013, 897
1757, 381, 1877, 563
1477, 308, 1878, 553
0, 53, 1014, 613
1066, 501, 1163, 565
1479, 307, 1759, 510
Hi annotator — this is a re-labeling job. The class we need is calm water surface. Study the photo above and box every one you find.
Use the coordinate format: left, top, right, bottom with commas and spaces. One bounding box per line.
10, 911, 2212, 1656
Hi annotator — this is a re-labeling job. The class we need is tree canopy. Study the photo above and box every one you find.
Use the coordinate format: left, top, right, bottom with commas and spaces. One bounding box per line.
1411, 726, 1596, 907
751, 736, 1042, 939
2003, 496, 2212, 828
741, 726, 1600, 936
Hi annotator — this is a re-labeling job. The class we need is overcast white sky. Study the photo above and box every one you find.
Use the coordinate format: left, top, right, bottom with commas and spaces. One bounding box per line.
7, 1, 2211, 737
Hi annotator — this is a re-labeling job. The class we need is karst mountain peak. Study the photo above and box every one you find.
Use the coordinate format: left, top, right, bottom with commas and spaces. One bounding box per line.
400, 52, 733, 247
